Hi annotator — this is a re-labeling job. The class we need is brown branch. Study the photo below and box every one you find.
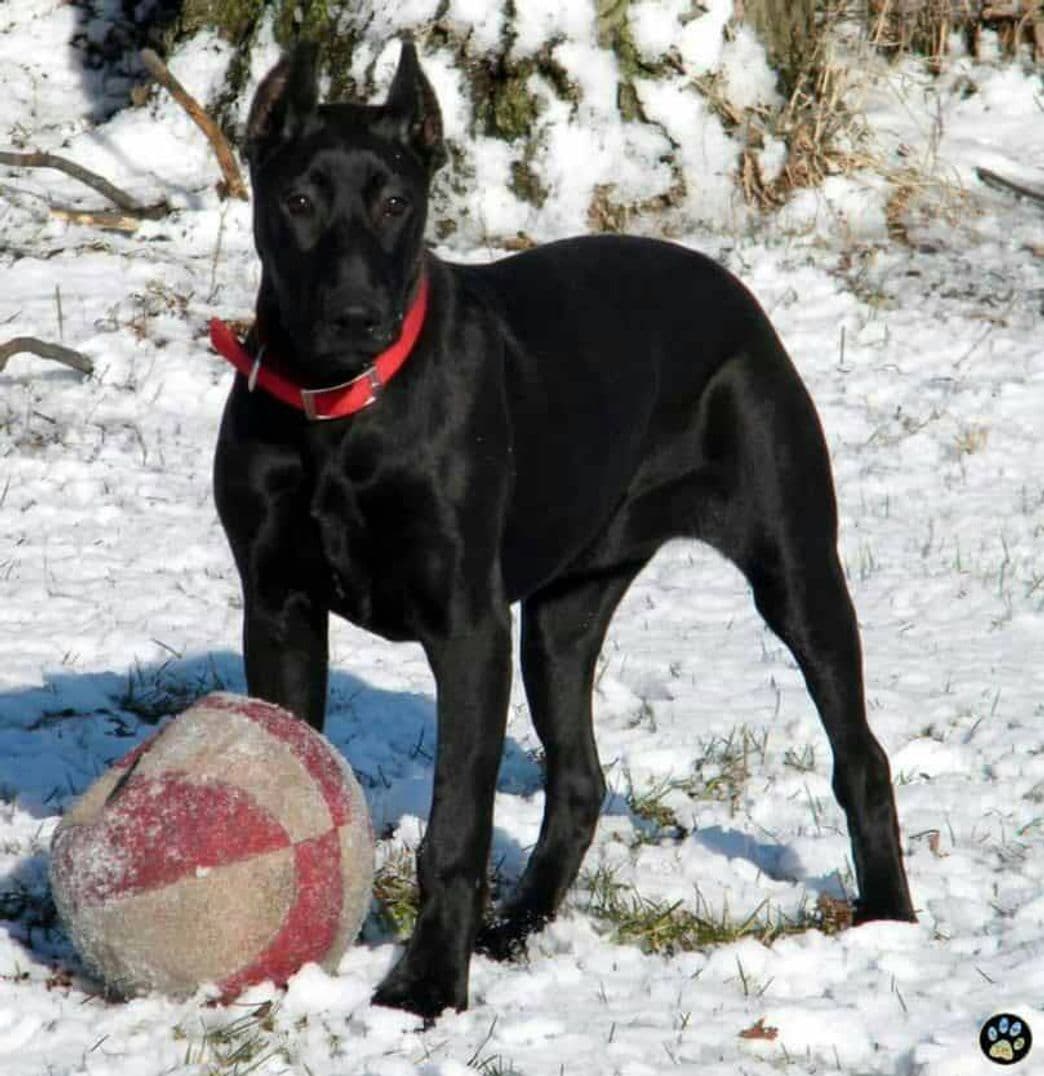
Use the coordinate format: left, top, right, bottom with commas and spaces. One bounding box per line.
0, 337, 93, 376
976, 166, 1044, 206
982, 3, 1023, 19
51, 207, 142, 232
0, 150, 167, 219
140, 48, 248, 201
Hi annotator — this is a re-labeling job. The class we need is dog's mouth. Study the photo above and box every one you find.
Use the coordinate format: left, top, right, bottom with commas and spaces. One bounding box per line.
308, 323, 401, 369
281, 307, 399, 378
295, 350, 377, 388
258, 272, 423, 387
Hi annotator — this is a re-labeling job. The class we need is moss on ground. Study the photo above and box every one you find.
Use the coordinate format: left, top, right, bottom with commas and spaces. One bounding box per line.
178, 0, 259, 43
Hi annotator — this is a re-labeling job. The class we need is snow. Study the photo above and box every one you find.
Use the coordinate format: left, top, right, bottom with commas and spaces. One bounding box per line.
441, 0, 505, 54
720, 26, 782, 111
629, 0, 736, 75
1, 4, 1044, 1075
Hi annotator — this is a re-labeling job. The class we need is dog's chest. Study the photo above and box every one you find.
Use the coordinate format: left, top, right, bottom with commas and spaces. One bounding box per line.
309, 460, 455, 641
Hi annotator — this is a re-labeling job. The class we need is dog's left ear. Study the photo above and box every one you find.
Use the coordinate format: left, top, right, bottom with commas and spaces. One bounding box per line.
246, 42, 319, 164
384, 39, 447, 174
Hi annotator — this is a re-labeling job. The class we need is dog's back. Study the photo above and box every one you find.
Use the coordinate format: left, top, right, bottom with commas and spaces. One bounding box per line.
457, 234, 814, 597
466, 234, 787, 395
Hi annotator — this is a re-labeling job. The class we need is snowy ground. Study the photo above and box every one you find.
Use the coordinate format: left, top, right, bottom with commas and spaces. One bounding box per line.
1, 4, 1043, 1075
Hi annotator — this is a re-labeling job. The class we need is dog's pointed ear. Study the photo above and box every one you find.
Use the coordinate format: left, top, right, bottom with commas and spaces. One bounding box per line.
384, 39, 446, 174
246, 42, 319, 163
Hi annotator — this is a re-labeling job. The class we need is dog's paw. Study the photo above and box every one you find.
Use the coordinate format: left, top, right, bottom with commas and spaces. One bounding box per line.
475, 920, 528, 963
475, 907, 548, 962
372, 957, 466, 1023
851, 895, 917, 926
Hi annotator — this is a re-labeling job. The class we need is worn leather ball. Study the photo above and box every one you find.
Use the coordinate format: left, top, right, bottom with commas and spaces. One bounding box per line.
50, 692, 374, 999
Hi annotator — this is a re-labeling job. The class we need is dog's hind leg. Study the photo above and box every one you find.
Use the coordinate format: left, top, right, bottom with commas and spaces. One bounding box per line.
478, 561, 647, 959
695, 355, 916, 923
739, 532, 915, 922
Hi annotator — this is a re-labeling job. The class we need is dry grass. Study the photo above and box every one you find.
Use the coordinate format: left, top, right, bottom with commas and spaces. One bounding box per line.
869, 0, 1044, 66
761, 56, 875, 203
695, 5, 877, 211
886, 169, 969, 243
586, 172, 687, 235
174, 1001, 294, 1075
580, 866, 853, 957
955, 422, 990, 456
118, 656, 226, 723
869, 0, 973, 70
695, 3, 975, 240
584, 1, 1015, 233
371, 845, 420, 938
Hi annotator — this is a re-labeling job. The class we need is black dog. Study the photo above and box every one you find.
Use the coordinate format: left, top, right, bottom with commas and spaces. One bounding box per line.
212, 40, 915, 1020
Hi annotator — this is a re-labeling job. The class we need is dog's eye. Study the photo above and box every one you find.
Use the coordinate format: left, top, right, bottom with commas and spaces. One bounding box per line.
382, 195, 409, 218
284, 193, 314, 217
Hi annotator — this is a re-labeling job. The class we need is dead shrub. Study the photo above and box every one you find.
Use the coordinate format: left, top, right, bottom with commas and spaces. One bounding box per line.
868, 0, 1044, 66
696, 4, 873, 210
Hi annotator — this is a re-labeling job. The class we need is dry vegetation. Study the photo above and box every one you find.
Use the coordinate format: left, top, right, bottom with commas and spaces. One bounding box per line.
117, 0, 1040, 237
580, 866, 854, 957
867, 0, 1044, 68
715, 0, 1022, 231
690, 4, 877, 212
36, 0, 1036, 264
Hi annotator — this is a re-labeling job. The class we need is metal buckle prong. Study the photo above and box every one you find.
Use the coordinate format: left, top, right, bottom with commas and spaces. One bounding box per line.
365, 366, 383, 400
298, 362, 383, 420
247, 345, 265, 393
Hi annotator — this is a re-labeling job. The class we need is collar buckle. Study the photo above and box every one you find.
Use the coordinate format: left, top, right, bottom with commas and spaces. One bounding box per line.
364, 365, 383, 402
299, 362, 383, 421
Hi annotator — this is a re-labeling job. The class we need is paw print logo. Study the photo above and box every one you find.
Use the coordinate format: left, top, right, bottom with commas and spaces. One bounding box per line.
979, 1013, 1032, 1066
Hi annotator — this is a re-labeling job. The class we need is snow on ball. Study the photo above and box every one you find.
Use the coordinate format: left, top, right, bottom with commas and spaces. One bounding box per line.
49, 692, 374, 999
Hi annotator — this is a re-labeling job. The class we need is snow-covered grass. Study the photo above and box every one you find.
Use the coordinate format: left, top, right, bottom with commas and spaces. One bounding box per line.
1, 5, 1043, 1075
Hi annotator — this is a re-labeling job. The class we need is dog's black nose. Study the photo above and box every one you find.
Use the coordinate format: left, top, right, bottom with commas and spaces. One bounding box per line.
333, 304, 388, 340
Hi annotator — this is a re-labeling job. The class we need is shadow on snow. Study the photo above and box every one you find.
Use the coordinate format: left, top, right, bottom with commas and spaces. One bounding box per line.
0, 649, 841, 980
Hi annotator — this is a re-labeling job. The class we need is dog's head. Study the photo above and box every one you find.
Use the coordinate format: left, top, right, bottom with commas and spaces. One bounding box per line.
245, 40, 445, 382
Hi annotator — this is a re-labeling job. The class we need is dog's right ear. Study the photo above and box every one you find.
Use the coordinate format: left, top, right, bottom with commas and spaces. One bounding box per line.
246, 43, 319, 163
384, 39, 446, 174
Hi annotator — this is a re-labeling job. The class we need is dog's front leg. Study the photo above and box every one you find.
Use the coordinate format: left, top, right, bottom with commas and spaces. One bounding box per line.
242, 590, 329, 731
373, 610, 512, 1020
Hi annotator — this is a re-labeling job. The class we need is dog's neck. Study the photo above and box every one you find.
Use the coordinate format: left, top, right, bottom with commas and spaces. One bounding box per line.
210, 269, 431, 421
252, 278, 301, 379
253, 263, 429, 388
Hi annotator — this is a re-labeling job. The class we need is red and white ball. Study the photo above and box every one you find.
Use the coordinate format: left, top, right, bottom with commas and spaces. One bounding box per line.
50, 692, 374, 999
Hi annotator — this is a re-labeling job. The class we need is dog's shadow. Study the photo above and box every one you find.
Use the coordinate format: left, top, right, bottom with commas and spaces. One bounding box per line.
600, 790, 845, 907
0, 649, 542, 828
0, 650, 544, 974
0, 651, 837, 979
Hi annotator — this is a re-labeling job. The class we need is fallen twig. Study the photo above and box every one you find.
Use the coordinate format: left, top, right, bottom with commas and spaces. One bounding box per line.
50, 206, 143, 233
0, 150, 167, 219
0, 337, 93, 377
140, 48, 247, 200
982, 2, 1030, 18
976, 165, 1044, 206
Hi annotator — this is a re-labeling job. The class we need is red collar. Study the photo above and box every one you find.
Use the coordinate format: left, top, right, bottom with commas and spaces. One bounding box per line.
209, 275, 429, 420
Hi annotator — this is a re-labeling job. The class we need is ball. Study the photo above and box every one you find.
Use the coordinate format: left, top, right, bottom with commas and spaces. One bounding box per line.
50, 692, 374, 999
